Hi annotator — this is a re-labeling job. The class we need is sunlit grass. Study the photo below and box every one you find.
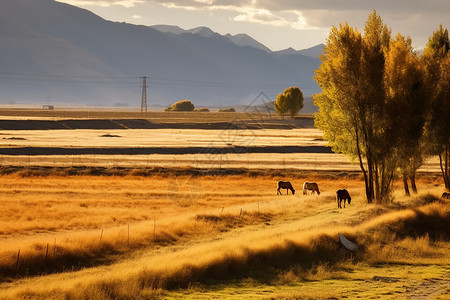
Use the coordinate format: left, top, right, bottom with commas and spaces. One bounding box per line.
0, 172, 448, 299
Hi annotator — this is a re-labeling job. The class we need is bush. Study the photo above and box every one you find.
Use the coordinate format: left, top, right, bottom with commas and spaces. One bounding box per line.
218, 107, 236, 112
170, 100, 195, 111
195, 107, 210, 112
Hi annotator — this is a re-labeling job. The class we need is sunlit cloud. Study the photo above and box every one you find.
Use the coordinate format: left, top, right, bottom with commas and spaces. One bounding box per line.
234, 9, 313, 30
156, 2, 316, 30
58, 0, 144, 8
132, 14, 142, 19
57, 0, 450, 49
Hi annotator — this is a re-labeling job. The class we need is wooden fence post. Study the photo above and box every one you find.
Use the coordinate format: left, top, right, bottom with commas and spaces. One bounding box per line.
16, 249, 20, 269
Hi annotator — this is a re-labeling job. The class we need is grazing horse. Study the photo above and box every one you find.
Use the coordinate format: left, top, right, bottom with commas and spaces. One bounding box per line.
442, 192, 450, 199
303, 182, 320, 195
336, 189, 351, 208
277, 181, 295, 195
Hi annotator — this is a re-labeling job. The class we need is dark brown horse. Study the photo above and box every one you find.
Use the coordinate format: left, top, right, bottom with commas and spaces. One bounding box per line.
336, 189, 351, 208
277, 181, 295, 195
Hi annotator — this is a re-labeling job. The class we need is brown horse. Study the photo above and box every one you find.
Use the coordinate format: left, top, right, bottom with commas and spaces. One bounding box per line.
277, 181, 295, 195
442, 192, 450, 199
303, 182, 320, 195
336, 189, 351, 208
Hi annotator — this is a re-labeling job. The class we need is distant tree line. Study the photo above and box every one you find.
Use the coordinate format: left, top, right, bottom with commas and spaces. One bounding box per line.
314, 10, 450, 204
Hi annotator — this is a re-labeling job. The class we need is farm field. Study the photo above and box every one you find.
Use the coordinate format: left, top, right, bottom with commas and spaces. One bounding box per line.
0, 115, 442, 173
0, 110, 449, 299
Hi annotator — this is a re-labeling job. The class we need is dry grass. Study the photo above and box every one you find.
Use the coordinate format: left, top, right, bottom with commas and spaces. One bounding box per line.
0, 173, 448, 299
0, 111, 447, 298
0, 127, 442, 172
0, 109, 314, 125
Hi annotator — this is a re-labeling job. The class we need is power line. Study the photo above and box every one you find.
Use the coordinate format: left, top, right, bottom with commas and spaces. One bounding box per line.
0, 71, 319, 92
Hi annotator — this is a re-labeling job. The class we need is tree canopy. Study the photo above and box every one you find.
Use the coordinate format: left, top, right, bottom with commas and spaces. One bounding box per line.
166, 100, 195, 111
423, 24, 450, 189
314, 11, 437, 204
274, 87, 304, 119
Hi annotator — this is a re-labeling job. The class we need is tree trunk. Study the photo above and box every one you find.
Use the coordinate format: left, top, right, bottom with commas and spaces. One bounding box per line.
445, 141, 449, 189
356, 126, 373, 203
375, 163, 381, 203
403, 173, 410, 196
409, 172, 418, 194
368, 155, 375, 203
440, 149, 450, 189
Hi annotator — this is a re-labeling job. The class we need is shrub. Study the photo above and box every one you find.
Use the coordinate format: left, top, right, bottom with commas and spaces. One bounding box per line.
195, 107, 210, 112
170, 100, 195, 111
218, 107, 236, 112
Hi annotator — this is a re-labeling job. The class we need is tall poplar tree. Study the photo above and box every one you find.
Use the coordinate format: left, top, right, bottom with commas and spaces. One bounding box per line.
423, 25, 450, 189
314, 11, 396, 204
384, 34, 426, 195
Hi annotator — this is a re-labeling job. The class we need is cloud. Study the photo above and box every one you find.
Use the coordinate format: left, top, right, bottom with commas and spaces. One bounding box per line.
233, 9, 312, 30
148, 0, 448, 33
59, 0, 449, 48
60, 0, 450, 32
153, 1, 316, 29
146, 0, 450, 12
59, 0, 144, 8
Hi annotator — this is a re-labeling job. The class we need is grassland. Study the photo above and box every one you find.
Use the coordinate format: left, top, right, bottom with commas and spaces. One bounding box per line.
0, 173, 448, 299
0, 110, 448, 299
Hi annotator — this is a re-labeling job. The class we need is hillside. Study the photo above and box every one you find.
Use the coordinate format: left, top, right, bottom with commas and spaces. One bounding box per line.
0, 0, 321, 111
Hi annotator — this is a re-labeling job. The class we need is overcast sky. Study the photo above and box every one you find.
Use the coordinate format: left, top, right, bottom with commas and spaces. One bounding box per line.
57, 0, 449, 51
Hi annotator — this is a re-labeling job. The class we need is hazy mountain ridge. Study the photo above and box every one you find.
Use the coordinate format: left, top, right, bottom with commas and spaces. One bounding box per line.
273, 44, 325, 58
0, 0, 323, 111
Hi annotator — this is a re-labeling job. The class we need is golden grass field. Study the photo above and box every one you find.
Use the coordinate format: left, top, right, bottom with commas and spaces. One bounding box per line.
0, 110, 449, 299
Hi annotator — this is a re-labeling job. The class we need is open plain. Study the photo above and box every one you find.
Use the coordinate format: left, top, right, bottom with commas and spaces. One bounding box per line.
0, 109, 448, 299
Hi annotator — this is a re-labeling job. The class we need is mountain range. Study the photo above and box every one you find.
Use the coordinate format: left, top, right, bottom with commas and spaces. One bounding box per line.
0, 0, 324, 111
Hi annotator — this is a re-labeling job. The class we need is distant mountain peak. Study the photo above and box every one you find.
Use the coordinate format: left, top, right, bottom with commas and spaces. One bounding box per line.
151, 24, 185, 35
225, 33, 271, 52
187, 26, 216, 37
298, 44, 325, 58
1, 0, 322, 110
274, 47, 297, 55
274, 44, 324, 58
151, 25, 270, 52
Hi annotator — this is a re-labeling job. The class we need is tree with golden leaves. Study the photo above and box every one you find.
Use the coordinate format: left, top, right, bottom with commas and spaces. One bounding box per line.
384, 34, 427, 195
315, 11, 400, 204
274, 87, 304, 119
423, 25, 450, 189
